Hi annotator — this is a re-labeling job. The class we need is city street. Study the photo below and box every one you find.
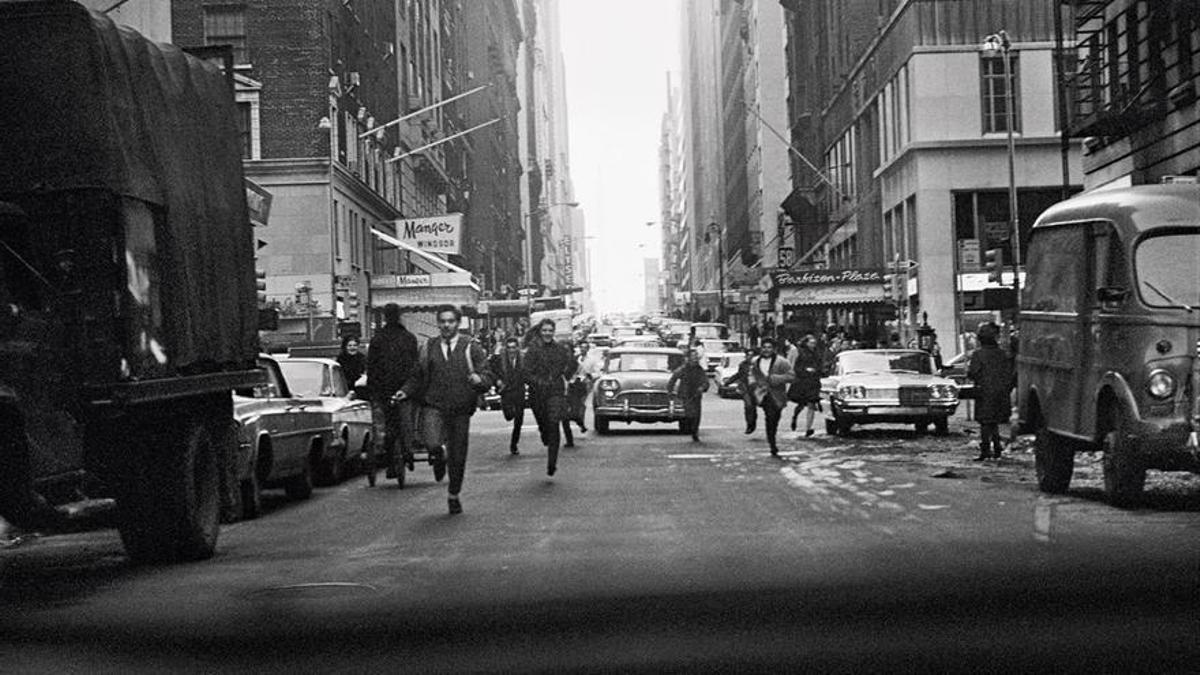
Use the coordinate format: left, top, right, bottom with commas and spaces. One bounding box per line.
3, 392, 1199, 671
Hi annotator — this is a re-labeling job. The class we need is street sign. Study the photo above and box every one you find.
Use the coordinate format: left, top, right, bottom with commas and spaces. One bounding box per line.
958, 238, 980, 271
984, 220, 1010, 243
778, 246, 793, 268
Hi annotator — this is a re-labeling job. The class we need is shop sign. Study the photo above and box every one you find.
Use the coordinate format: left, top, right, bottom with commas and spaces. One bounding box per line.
245, 178, 273, 227
770, 268, 885, 287
393, 213, 464, 254
371, 274, 433, 289
958, 239, 981, 271
778, 284, 887, 306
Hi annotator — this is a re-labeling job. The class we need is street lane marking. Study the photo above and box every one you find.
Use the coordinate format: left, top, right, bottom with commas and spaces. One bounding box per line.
668, 454, 720, 460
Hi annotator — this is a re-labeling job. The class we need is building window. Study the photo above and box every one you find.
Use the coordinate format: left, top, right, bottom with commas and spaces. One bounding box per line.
981, 55, 1021, 134
203, 5, 248, 66
235, 101, 252, 159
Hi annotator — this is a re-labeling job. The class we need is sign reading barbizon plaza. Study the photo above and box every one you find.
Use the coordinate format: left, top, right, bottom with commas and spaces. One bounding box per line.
394, 213, 464, 254
770, 268, 885, 287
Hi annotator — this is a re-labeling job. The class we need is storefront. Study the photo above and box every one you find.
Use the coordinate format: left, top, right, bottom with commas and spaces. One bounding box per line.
767, 268, 892, 344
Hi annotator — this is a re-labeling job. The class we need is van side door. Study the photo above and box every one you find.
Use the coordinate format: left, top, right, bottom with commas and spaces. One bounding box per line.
1020, 222, 1090, 437
1080, 221, 1126, 436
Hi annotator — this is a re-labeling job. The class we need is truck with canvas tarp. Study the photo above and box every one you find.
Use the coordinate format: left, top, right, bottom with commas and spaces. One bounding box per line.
0, 1, 264, 562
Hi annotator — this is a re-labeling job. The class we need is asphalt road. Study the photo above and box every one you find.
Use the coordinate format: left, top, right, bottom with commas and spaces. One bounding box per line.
3, 393, 1200, 671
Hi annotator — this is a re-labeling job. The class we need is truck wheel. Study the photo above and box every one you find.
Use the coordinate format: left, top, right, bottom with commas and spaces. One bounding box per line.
284, 456, 314, 500
118, 420, 220, 564
594, 415, 610, 435
1034, 421, 1073, 494
1101, 412, 1145, 507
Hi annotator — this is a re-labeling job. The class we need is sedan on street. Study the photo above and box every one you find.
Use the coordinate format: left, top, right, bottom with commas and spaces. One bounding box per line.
821, 349, 959, 436
592, 347, 689, 434
277, 357, 374, 485
231, 355, 335, 520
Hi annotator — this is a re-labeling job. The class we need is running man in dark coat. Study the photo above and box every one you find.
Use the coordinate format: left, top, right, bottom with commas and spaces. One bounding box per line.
967, 322, 1016, 460
523, 318, 577, 476
668, 348, 710, 442
725, 348, 760, 434
397, 305, 493, 514
489, 336, 527, 455
366, 303, 420, 477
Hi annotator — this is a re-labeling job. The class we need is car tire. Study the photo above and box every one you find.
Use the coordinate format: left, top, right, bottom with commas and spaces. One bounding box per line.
678, 419, 691, 434
933, 417, 949, 436
117, 416, 221, 564
1034, 422, 1073, 494
1101, 411, 1145, 507
594, 415, 610, 435
824, 418, 838, 436
240, 471, 262, 520
835, 416, 853, 436
913, 421, 929, 434
284, 456, 314, 500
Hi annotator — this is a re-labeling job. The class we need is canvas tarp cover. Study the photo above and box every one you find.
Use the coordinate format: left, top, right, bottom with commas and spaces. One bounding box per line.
0, 1, 258, 371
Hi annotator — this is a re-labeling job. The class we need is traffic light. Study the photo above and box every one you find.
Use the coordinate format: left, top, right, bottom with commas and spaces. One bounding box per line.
255, 269, 267, 306
346, 291, 360, 321
985, 248, 1004, 283
883, 273, 903, 305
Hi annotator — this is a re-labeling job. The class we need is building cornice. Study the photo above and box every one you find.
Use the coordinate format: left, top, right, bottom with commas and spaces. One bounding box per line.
873, 136, 1084, 178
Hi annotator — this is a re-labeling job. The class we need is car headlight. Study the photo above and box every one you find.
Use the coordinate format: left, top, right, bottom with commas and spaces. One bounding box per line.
599, 379, 619, 390
838, 385, 867, 399
1147, 369, 1175, 400
929, 384, 958, 400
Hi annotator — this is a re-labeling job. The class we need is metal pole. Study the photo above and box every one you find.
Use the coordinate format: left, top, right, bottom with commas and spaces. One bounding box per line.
718, 233, 726, 323
359, 84, 491, 138
1053, 4, 1073, 201
386, 117, 503, 163
1003, 36, 1022, 309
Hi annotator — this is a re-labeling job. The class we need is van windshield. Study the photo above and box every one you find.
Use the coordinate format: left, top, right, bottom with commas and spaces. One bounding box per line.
1135, 232, 1200, 310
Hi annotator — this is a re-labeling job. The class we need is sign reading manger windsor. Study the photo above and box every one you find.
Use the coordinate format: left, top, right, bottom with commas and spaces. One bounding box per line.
395, 213, 464, 255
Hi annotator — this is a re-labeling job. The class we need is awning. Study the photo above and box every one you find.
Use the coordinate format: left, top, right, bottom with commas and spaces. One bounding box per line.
778, 284, 888, 307
369, 271, 479, 311
478, 299, 532, 317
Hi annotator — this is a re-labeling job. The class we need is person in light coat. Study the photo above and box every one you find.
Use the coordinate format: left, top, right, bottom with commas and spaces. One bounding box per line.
747, 337, 796, 456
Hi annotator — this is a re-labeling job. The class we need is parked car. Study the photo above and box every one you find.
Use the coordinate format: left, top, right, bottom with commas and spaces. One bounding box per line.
689, 322, 730, 341
698, 339, 740, 373
938, 352, 976, 399
716, 352, 750, 398
821, 349, 960, 436
232, 355, 335, 520
592, 347, 689, 434
277, 357, 373, 484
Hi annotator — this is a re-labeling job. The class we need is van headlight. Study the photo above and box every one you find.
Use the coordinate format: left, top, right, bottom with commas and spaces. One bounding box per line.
1146, 369, 1175, 400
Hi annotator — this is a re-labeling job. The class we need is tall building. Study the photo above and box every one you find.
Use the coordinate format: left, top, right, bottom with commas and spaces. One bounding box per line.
658, 73, 686, 316
779, 0, 1083, 350
643, 258, 662, 316
677, 0, 790, 328
517, 0, 587, 308
171, 1, 523, 342
1059, 0, 1200, 188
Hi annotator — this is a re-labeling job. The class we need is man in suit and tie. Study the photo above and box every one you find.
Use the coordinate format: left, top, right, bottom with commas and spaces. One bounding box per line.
490, 336, 527, 455
397, 305, 493, 515
748, 337, 796, 456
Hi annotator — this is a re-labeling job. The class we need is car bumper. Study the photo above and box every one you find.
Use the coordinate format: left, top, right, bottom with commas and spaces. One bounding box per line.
594, 400, 688, 422
832, 401, 958, 423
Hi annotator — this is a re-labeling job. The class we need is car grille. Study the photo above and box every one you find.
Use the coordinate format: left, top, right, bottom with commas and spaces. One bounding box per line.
619, 392, 670, 408
898, 386, 931, 406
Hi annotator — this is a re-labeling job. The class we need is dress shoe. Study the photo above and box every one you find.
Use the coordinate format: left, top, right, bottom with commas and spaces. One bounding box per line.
403, 452, 415, 471
447, 496, 463, 515
790, 419, 798, 431
547, 463, 557, 477
564, 442, 575, 448
770, 446, 779, 457
805, 429, 814, 438
510, 445, 520, 455
691, 433, 700, 442
744, 426, 755, 434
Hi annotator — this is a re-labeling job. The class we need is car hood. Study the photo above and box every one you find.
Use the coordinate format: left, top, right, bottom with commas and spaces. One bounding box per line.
601, 371, 674, 390
827, 372, 957, 388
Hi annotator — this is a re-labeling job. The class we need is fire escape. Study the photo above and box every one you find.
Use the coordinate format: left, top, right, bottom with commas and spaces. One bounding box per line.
1060, 0, 1195, 139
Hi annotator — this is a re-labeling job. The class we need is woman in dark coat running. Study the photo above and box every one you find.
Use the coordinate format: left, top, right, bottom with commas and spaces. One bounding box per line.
668, 349, 710, 442
967, 322, 1016, 460
789, 333, 824, 436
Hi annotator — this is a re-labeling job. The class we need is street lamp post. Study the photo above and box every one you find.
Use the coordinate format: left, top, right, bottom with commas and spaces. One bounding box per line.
706, 222, 725, 323
984, 30, 1022, 309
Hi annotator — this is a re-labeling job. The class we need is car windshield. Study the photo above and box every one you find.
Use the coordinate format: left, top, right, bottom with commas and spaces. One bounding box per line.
606, 352, 683, 372
1135, 231, 1200, 310
278, 360, 340, 397
838, 351, 933, 375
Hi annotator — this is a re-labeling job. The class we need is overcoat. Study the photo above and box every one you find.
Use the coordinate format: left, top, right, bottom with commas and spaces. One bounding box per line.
789, 346, 824, 404
967, 345, 1015, 423
748, 354, 795, 409
668, 363, 710, 418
